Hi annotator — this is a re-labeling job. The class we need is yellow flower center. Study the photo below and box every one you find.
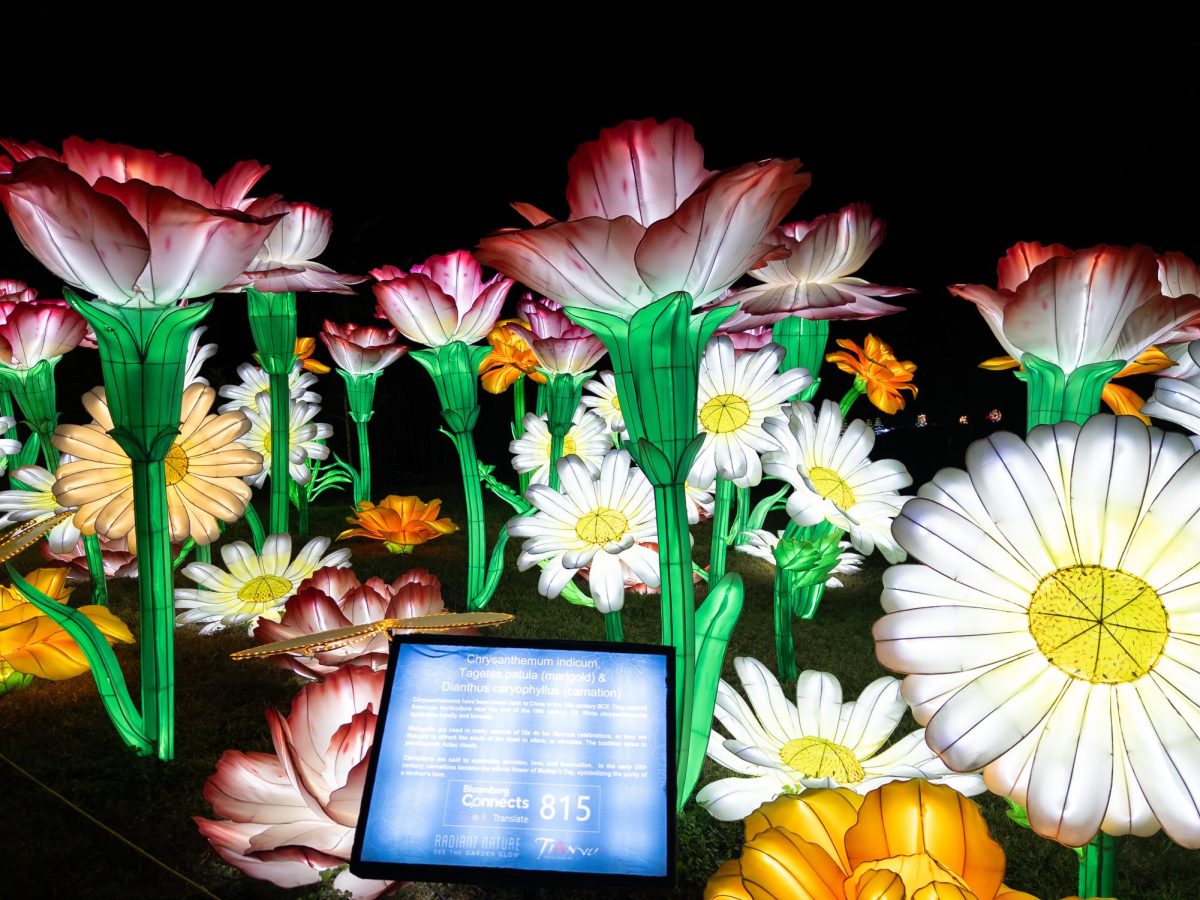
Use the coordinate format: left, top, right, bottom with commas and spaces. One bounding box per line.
574, 506, 629, 547
699, 393, 751, 434
562, 434, 577, 456
778, 736, 865, 784
164, 444, 189, 486
262, 431, 272, 453
611, 396, 620, 411
808, 466, 855, 509
1028, 565, 1168, 684
235, 574, 293, 607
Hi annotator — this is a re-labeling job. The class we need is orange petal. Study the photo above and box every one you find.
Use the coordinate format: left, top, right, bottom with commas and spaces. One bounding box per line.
1101, 383, 1150, 423
980, 356, 1021, 371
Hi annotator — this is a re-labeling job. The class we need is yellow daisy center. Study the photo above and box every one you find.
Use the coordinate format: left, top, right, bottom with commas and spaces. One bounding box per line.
574, 506, 629, 547
1028, 565, 1169, 684
262, 431, 272, 453
164, 444, 189, 486
808, 465, 856, 509
562, 434, 577, 455
779, 736, 865, 784
235, 574, 293, 607
699, 393, 751, 434
611, 396, 620, 411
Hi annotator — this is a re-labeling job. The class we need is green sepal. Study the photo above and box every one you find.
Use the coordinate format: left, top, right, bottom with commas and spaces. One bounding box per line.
0, 357, 62, 437
66, 291, 211, 458
680, 573, 744, 806
338, 368, 383, 423
1004, 798, 1032, 830
1022, 353, 1124, 430
245, 288, 298, 373
542, 370, 592, 435
8, 563, 150, 754
771, 315, 828, 401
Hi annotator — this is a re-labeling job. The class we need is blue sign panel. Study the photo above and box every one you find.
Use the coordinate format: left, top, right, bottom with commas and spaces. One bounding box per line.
351, 636, 674, 888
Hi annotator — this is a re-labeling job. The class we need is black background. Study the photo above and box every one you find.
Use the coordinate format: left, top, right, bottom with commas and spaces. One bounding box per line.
4, 16, 1197, 487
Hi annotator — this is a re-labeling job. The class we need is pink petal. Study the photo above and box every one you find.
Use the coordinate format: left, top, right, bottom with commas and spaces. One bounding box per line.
194, 818, 333, 889
415, 250, 484, 309
213, 159, 271, 209
203, 749, 312, 823
0, 139, 61, 164
92, 178, 283, 304
0, 302, 87, 365
635, 158, 810, 306
0, 159, 149, 304
777, 203, 886, 283
996, 240, 1073, 292
455, 275, 510, 344
1005, 244, 1199, 368
299, 566, 363, 600
62, 136, 215, 205
512, 201, 555, 226
257, 202, 333, 263
566, 118, 714, 225
477, 216, 654, 313
373, 272, 462, 346
948, 282, 1022, 359
370, 264, 406, 281
245, 262, 366, 295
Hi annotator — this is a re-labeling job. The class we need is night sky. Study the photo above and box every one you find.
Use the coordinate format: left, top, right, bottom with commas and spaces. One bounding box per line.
5, 25, 1196, 486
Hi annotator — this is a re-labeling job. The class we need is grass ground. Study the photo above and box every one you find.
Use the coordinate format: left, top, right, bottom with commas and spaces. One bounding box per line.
3, 488, 1199, 899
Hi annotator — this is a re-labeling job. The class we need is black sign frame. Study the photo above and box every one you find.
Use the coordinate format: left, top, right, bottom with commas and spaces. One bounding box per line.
350, 634, 676, 890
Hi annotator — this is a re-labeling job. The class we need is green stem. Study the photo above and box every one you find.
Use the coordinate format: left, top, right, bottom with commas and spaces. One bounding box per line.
604, 610, 624, 642
131, 458, 174, 761
267, 370, 291, 535
449, 429, 487, 609
709, 477, 734, 583
773, 565, 797, 682
652, 482, 695, 804
243, 501, 266, 554
297, 485, 310, 538
729, 485, 751, 546
1078, 832, 1118, 898
513, 376, 530, 494
354, 419, 372, 505
0, 390, 17, 484
793, 580, 827, 620
82, 533, 109, 606
771, 316, 829, 401
548, 432, 565, 491
839, 380, 866, 419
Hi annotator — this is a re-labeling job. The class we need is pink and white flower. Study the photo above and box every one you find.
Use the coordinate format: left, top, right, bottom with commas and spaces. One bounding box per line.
505, 295, 606, 374
476, 118, 809, 316
195, 666, 399, 899
40, 534, 138, 582
0, 279, 36, 304
0, 301, 87, 368
319, 320, 408, 375
723, 203, 914, 328
230, 202, 366, 295
951, 243, 1200, 373
0, 137, 282, 308
372, 250, 511, 347
253, 567, 448, 679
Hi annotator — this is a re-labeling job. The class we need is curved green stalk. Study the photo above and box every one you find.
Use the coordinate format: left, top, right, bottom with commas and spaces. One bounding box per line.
708, 477, 735, 582
839, 380, 865, 419
448, 428, 487, 608
9, 564, 151, 754
771, 316, 828, 400
512, 375, 530, 495
339, 369, 381, 507
266, 370, 292, 534
548, 432, 565, 491
82, 534, 109, 605
242, 502, 266, 554
542, 371, 591, 492
66, 292, 211, 761
1079, 833, 1117, 898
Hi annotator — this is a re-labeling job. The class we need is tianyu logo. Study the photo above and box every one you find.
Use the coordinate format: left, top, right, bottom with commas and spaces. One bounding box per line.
534, 837, 600, 859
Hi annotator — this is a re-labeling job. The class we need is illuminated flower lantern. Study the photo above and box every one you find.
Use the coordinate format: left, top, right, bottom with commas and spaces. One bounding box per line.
874, 414, 1200, 900
509, 408, 610, 486
694, 336, 810, 581
762, 399, 910, 676
506, 295, 608, 491
478, 118, 809, 804
697, 657, 983, 821
175, 532, 350, 633
320, 320, 408, 505
224, 201, 364, 535
0, 136, 283, 760
951, 243, 1200, 429
195, 666, 399, 899
337, 494, 457, 554
477, 318, 545, 492
0, 279, 37, 463
824, 334, 917, 415
721, 203, 914, 399
373, 251, 512, 610
706, 781, 1038, 899
53, 385, 264, 549
0, 460, 82, 553
253, 567, 448, 678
